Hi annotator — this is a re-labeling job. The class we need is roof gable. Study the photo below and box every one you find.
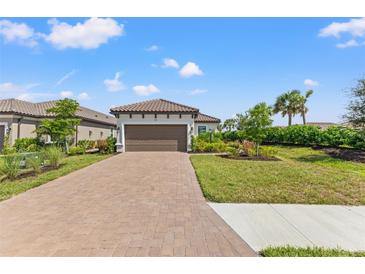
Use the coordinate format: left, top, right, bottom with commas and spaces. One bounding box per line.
110, 99, 199, 113
0, 99, 116, 126
195, 113, 221, 123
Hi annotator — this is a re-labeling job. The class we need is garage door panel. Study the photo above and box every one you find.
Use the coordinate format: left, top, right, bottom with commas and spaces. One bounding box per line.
125, 125, 187, 152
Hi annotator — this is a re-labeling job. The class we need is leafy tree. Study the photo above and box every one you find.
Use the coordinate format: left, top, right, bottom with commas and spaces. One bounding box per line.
36, 99, 81, 148
298, 90, 314, 125
273, 90, 302, 126
241, 102, 273, 155
222, 118, 237, 131
344, 78, 365, 129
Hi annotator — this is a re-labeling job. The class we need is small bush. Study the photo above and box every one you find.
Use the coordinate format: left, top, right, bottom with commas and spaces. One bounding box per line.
247, 148, 256, 157
260, 146, 278, 158
242, 140, 255, 155
191, 137, 227, 153
14, 138, 40, 152
225, 146, 240, 157
0, 154, 21, 180
96, 139, 108, 154
44, 146, 64, 168
106, 136, 116, 154
78, 140, 96, 150
26, 154, 43, 174
68, 146, 86, 155
2, 146, 16, 155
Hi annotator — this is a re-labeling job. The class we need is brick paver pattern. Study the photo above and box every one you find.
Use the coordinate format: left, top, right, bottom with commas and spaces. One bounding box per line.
0, 152, 256, 256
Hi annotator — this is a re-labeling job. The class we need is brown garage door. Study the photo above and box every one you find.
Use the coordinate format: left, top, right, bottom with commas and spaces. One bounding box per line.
125, 125, 187, 152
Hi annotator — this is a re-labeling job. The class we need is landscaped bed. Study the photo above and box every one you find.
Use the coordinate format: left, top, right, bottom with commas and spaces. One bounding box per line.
0, 153, 111, 201
190, 145, 365, 205
260, 246, 365, 257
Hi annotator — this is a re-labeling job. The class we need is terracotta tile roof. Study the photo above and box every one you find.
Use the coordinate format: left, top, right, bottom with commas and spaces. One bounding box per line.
0, 99, 116, 126
195, 112, 221, 123
110, 99, 199, 113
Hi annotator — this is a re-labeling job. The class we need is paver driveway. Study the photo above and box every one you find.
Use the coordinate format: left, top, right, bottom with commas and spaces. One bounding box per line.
0, 152, 255, 256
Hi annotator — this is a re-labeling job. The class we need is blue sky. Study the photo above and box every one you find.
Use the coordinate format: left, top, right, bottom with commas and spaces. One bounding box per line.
0, 17, 364, 125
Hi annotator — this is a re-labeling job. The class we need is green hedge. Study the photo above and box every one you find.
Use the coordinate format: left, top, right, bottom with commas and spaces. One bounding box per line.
264, 125, 365, 149
210, 125, 365, 150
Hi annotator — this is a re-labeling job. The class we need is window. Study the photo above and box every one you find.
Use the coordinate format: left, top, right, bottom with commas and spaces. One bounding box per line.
198, 126, 207, 135
129, 114, 132, 119
100, 131, 103, 138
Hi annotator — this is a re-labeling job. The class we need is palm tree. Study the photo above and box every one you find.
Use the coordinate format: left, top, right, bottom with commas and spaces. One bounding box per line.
273, 90, 302, 126
298, 90, 314, 125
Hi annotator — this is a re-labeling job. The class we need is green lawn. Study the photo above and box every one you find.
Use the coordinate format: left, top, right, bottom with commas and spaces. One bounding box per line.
190, 146, 365, 205
0, 153, 111, 201
260, 246, 365, 257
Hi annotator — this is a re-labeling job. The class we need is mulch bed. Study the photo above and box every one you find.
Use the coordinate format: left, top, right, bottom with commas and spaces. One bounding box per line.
219, 154, 281, 161
313, 147, 365, 163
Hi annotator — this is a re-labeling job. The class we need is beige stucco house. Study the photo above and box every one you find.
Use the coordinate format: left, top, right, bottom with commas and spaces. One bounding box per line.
0, 98, 116, 150
110, 99, 221, 152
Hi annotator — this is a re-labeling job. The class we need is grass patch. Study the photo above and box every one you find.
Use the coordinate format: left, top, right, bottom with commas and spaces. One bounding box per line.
260, 246, 365, 257
0, 153, 111, 202
190, 146, 365, 205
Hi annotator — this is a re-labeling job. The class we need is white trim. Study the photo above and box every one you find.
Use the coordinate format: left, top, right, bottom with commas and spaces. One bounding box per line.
121, 124, 125, 152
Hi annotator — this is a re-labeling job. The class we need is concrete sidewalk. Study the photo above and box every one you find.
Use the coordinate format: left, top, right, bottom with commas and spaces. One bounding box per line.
209, 203, 365, 252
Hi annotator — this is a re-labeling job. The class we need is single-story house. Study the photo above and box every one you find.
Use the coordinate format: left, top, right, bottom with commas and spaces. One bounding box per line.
110, 99, 221, 152
0, 98, 117, 150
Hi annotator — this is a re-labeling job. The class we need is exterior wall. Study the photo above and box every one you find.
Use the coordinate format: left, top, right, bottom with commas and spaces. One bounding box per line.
76, 120, 115, 143
0, 114, 116, 147
0, 115, 38, 145
116, 113, 195, 152
193, 122, 219, 136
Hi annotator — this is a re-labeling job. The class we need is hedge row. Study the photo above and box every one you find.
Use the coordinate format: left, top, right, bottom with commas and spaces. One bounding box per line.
200, 125, 365, 150
263, 125, 365, 149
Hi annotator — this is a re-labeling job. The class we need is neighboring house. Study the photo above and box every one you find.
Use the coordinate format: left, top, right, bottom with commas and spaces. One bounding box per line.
0, 98, 117, 150
110, 99, 221, 152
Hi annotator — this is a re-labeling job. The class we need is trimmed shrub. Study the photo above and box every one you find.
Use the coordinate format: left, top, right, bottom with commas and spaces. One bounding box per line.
106, 136, 116, 154
262, 125, 364, 150
68, 146, 86, 155
0, 154, 21, 180
14, 138, 40, 152
44, 146, 64, 168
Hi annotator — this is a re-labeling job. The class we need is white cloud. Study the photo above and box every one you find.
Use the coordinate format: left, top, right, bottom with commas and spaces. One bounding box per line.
78, 92, 91, 100
162, 58, 179, 69
55, 69, 77, 86
0, 20, 38, 47
60, 90, 73, 98
145, 45, 159, 51
16, 92, 55, 102
336, 39, 360, 49
45, 17, 124, 49
0, 82, 42, 100
179, 62, 204, 78
190, 89, 208, 95
319, 18, 365, 38
0, 82, 26, 94
104, 72, 126, 92
304, 79, 319, 87
133, 84, 160, 96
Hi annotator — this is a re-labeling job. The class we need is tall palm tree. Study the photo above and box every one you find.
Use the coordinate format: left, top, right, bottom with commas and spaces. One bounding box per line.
273, 90, 301, 126
298, 90, 314, 125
